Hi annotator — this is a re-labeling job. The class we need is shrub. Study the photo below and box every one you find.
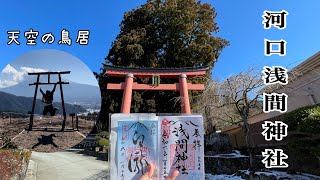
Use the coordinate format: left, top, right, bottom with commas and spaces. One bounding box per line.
283, 104, 320, 134
98, 138, 109, 147
287, 138, 320, 175
96, 131, 110, 147
96, 131, 109, 139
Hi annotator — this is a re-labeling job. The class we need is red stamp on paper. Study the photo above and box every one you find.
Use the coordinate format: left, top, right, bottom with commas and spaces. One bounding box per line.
122, 123, 129, 140
161, 118, 170, 139
126, 144, 150, 160
169, 144, 195, 170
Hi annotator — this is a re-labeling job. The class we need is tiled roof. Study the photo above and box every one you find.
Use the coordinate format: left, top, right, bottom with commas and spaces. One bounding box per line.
103, 64, 209, 72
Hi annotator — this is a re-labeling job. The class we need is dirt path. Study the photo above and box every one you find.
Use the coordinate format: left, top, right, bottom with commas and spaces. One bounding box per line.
28, 149, 109, 180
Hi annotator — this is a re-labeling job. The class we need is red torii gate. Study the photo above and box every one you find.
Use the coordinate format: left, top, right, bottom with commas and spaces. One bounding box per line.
105, 65, 208, 114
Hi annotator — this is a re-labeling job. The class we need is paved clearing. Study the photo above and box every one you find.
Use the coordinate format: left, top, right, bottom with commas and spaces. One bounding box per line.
29, 149, 109, 180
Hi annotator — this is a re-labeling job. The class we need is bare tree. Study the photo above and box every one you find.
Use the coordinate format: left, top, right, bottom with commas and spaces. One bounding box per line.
194, 68, 264, 168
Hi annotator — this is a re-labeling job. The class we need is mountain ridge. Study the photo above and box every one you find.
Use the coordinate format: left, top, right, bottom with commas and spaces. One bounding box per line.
0, 91, 86, 115
0, 76, 101, 108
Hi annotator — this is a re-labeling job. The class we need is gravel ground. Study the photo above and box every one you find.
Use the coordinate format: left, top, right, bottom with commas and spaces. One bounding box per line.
1, 117, 94, 152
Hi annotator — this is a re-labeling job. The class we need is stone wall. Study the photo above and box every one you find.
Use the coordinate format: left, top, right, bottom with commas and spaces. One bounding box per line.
204, 155, 250, 175
204, 133, 233, 155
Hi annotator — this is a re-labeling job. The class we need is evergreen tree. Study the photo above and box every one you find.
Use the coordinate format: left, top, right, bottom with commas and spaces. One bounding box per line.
96, 0, 229, 130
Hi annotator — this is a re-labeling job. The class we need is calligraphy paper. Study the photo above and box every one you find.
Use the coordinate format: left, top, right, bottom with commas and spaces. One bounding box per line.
110, 114, 204, 180
110, 114, 159, 180
158, 115, 204, 180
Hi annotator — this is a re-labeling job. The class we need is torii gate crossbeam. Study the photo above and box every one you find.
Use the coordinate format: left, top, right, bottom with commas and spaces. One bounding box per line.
104, 65, 208, 114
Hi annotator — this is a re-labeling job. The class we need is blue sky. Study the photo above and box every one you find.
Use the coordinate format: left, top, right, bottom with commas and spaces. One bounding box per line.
0, 49, 99, 87
0, 0, 319, 82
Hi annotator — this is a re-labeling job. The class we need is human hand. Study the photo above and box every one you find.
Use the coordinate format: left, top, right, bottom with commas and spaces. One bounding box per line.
139, 163, 179, 180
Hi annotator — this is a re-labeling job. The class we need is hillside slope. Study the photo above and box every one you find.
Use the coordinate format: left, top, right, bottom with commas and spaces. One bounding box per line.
0, 91, 86, 115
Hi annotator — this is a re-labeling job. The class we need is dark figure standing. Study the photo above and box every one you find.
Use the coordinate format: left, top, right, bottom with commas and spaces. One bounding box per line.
40, 84, 59, 116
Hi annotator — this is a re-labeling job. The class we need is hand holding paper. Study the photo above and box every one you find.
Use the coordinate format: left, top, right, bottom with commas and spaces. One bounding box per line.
139, 163, 179, 180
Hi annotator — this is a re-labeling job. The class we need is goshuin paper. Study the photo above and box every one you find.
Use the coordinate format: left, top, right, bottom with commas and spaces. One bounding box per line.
110, 114, 204, 180
158, 115, 205, 180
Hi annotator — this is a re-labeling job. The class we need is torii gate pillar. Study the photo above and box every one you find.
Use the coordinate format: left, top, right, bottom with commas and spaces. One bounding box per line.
121, 73, 134, 113
179, 74, 191, 114
120, 73, 191, 114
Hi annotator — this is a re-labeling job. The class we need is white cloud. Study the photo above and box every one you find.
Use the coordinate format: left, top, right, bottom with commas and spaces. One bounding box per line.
0, 79, 17, 88
0, 64, 47, 88
20, 66, 47, 73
